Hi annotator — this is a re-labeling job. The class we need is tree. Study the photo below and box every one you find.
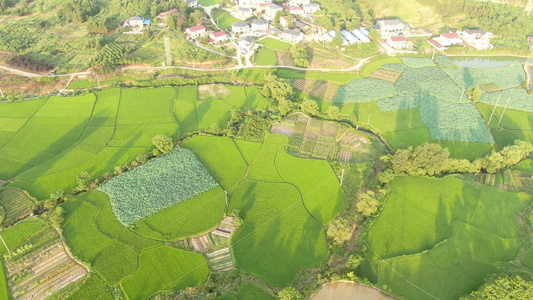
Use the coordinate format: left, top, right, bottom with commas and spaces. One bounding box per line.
461, 275, 533, 300
49, 207, 65, 226
467, 85, 482, 102
326, 219, 352, 245
76, 171, 92, 191
300, 99, 319, 116
238, 116, 271, 141
152, 135, 174, 154
332, 29, 343, 47
290, 45, 310, 67
135, 152, 149, 164
345, 254, 363, 269
279, 287, 302, 300
327, 106, 340, 119
356, 191, 380, 217
190, 9, 204, 25
49, 189, 65, 202
167, 15, 177, 30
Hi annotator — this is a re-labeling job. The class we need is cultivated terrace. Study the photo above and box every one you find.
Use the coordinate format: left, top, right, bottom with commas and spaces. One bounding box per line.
1, 0, 533, 300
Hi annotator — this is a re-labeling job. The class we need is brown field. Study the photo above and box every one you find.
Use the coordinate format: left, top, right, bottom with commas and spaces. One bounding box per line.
369, 69, 402, 83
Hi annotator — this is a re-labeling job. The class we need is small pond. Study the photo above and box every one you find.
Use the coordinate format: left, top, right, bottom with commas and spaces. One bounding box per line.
311, 282, 394, 300
448, 56, 529, 68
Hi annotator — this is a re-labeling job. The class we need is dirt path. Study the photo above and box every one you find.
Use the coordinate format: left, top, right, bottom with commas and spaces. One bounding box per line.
53, 227, 90, 273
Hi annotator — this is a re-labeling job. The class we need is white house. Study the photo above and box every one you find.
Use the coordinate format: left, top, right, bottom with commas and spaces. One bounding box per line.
302, 3, 320, 15
376, 19, 410, 37
232, 21, 250, 35
263, 3, 282, 20
283, 4, 305, 16
461, 29, 493, 50
123, 16, 151, 32
428, 32, 463, 51
185, 0, 198, 7
184, 24, 206, 40
237, 7, 253, 19
280, 15, 293, 29
386, 36, 409, 49
238, 36, 255, 54
282, 29, 304, 43
209, 30, 228, 44
251, 19, 269, 34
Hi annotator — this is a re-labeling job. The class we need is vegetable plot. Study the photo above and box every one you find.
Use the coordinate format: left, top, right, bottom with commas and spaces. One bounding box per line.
98, 148, 218, 226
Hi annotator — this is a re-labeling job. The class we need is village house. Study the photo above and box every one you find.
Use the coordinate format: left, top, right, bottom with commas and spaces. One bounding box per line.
283, 4, 305, 16
238, 0, 272, 8
386, 36, 409, 50
251, 19, 269, 34
123, 16, 151, 32
280, 15, 293, 29
232, 21, 251, 35
209, 30, 228, 44
302, 3, 320, 15
376, 19, 410, 37
237, 7, 253, 19
157, 9, 179, 21
461, 29, 493, 50
282, 28, 304, 43
351, 28, 370, 43
263, 3, 282, 20
288, 0, 310, 5
428, 32, 463, 51
184, 24, 206, 41
185, 0, 198, 7
238, 36, 255, 54
271, 27, 284, 36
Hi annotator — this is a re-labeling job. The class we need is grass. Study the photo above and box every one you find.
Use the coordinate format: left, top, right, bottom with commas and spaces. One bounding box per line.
121, 246, 209, 299
254, 48, 278, 65
133, 186, 226, 241
67, 77, 138, 89
182, 136, 247, 192
233, 139, 262, 164
0, 261, 7, 300
230, 179, 328, 287
258, 38, 292, 51
277, 69, 362, 85
211, 8, 242, 30
361, 175, 531, 300
360, 57, 402, 77
199, 0, 220, 5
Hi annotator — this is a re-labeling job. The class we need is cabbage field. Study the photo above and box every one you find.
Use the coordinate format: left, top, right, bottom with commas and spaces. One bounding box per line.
97, 148, 218, 226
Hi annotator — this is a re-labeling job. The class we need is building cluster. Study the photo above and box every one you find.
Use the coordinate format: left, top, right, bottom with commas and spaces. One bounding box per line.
427, 29, 493, 51
123, 16, 151, 33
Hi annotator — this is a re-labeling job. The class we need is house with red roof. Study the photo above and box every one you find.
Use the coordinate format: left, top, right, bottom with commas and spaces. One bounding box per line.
428, 32, 464, 51
209, 31, 228, 44
185, 24, 206, 41
158, 8, 179, 21
386, 36, 409, 49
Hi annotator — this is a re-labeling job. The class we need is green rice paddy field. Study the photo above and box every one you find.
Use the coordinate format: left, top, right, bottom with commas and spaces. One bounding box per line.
361, 176, 532, 300
2, 56, 533, 299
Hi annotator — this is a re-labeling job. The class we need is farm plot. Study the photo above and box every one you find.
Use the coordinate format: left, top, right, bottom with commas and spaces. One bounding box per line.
333, 78, 396, 103
480, 88, 533, 113
443, 64, 525, 90
0, 188, 35, 227
121, 246, 208, 299
65, 274, 113, 300
394, 66, 463, 103
369, 69, 402, 83
400, 57, 436, 68
271, 113, 371, 159
4, 226, 87, 300
477, 103, 533, 149
0, 94, 96, 179
254, 48, 278, 65
97, 148, 218, 226
230, 179, 328, 286
361, 176, 531, 300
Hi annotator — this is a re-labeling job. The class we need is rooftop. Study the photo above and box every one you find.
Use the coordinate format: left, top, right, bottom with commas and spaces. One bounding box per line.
238, 7, 251, 11
378, 19, 405, 26
428, 39, 443, 49
390, 36, 407, 42
232, 21, 249, 28
212, 30, 227, 37
284, 29, 302, 37
464, 29, 486, 35
130, 16, 144, 21
242, 36, 254, 43
187, 24, 206, 32
441, 32, 459, 39
252, 19, 268, 25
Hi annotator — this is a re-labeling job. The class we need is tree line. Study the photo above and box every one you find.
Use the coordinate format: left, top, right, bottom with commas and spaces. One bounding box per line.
7, 55, 53, 72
